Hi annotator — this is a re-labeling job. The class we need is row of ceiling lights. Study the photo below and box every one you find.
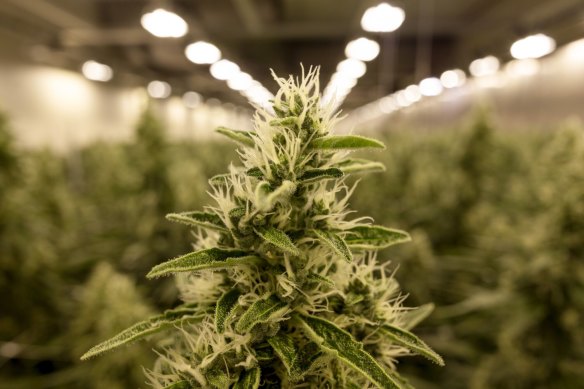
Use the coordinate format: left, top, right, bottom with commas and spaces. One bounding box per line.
80, 4, 273, 109
322, 2, 405, 109
354, 32, 558, 119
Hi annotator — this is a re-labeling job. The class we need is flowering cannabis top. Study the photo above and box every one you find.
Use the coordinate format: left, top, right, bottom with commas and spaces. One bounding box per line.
82, 67, 443, 388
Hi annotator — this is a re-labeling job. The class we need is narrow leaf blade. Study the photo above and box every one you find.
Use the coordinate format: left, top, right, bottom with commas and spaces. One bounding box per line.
345, 225, 411, 250
81, 305, 203, 360
297, 314, 403, 389
254, 226, 300, 256
216, 126, 255, 147
166, 211, 227, 232
332, 158, 386, 174
215, 289, 241, 333
235, 294, 288, 333
268, 333, 322, 381
312, 229, 353, 262
380, 324, 444, 366
233, 367, 261, 389
402, 303, 435, 330
310, 135, 385, 150
299, 168, 343, 183
147, 248, 260, 278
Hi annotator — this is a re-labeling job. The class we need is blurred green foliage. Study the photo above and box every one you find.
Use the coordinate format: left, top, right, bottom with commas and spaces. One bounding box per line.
1, 109, 583, 388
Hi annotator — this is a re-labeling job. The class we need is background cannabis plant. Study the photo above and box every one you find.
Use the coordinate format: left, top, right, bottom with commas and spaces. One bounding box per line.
81, 68, 443, 388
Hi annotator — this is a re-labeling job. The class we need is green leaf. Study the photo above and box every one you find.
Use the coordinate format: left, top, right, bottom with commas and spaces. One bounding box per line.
306, 272, 335, 287
215, 289, 241, 333
80, 305, 204, 360
216, 126, 255, 147
298, 168, 343, 183
297, 314, 403, 389
312, 229, 353, 262
268, 333, 322, 381
255, 180, 297, 211
147, 248, 261, 278
310, 135, 385, 150
166, 211, 227, 232
344, 225, 411, 250
402, 303, 435, 330
379, 324, 444, 366
254, 226, 301, 256
207, 368, 230, 389
235, 294, 288, 333
164, 381, 193, 389
233, 367, 261, 389
246, 167, 263, 178
332, 158, 386, 174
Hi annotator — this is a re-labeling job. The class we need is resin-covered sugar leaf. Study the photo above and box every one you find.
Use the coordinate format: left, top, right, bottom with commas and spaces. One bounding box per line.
216, 126, 255, 147
164, 381, 193, 389
344, 225, 411, 250
235, 294, 288, 333
254, 226, 301, 256
307, 272, 335, 287
310, 135, 385, 150
206, 368, 231, 389
166, 211, 227, 232
332, 158, 386, 174
80, 305, 204, 360
147, 248, 261, 278
298, 168, 343, 183
379, 324, 444, 366
297, 314, 403, 389
268, 332, 322, 381
255, 180, 297, 212
312, 229, 352, 262
233, 367, 261, 389
215, 288, 241, 333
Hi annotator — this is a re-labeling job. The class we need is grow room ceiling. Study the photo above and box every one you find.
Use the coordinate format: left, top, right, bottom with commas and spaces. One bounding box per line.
1, 0, 583, 108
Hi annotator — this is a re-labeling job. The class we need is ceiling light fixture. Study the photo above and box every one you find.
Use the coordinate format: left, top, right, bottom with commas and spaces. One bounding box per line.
81, 60, 113, 82
147, 80, 171, 99
185, 41, 221, 64
440, 69, 466, 88
469, 56, 500, 77
141, 8, 188, 38
227, 72, 253, 91
510, 33, 556, 60
209, 59, 240, 80
183, 91, 202, 108
404, 84, 422, 102
336, 58, 367, 79
419, 77, 443, 96
361, 2, 405, 33
345, 37, 380, 62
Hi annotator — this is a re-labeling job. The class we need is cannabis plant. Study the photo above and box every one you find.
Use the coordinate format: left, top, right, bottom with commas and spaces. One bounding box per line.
82, 67, 443, 388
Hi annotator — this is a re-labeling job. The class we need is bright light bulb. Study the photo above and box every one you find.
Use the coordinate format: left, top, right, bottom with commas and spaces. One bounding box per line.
183, 91, 202, 108
81, 60, 113, 82
440, 69, 466, 88
210, 60, 240, 80
510, 33, 556, 60
469, 56, 500, 77
185, 41, 221, 65
141, 8, 188, 38
404, 84, 421, 102
345, 37, 380, 62
147, 80, 171, 99
336, 58, 367, 79
361, 3, 405, 33
419, 77, 443, 96
378, 95, 396, 113
227, 72, 253, 91
395, 91, 411, 107
505, 59, 540, 77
